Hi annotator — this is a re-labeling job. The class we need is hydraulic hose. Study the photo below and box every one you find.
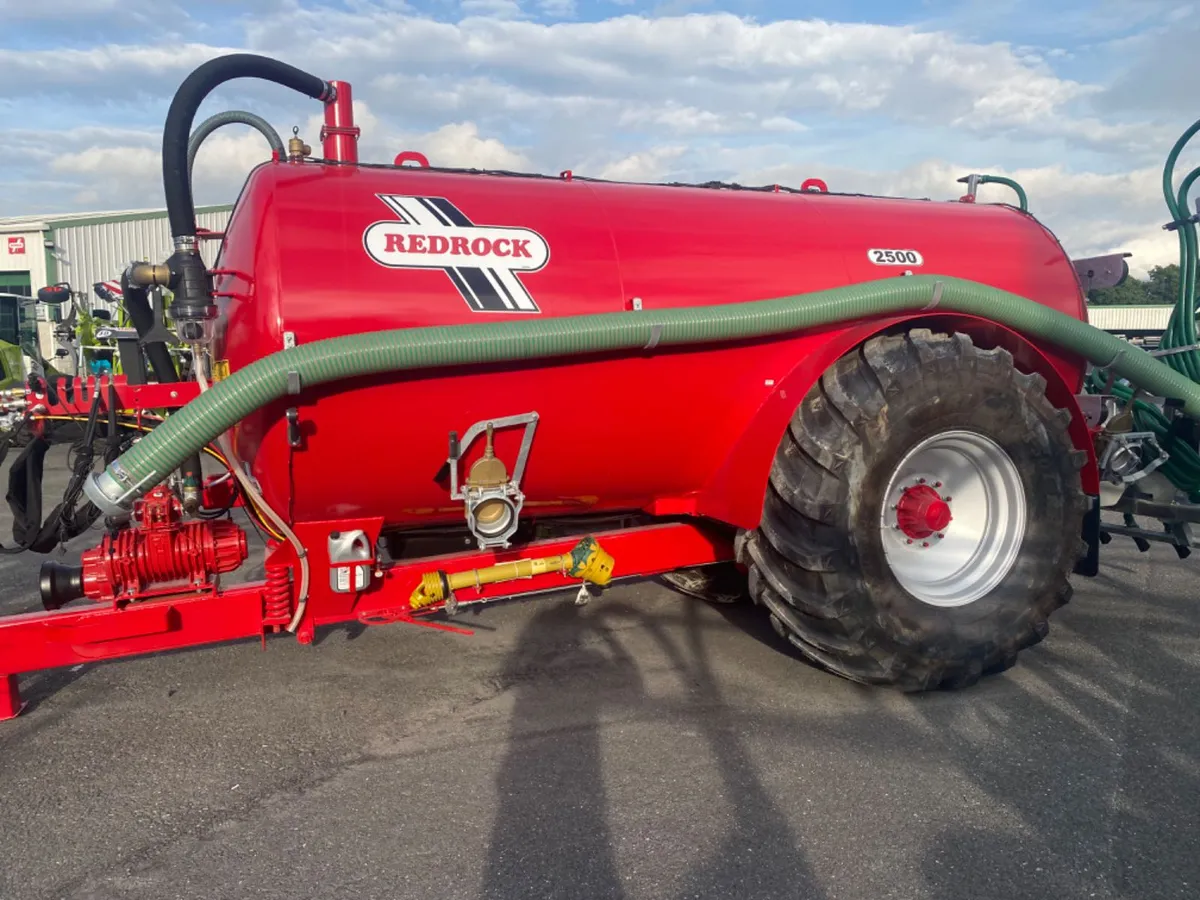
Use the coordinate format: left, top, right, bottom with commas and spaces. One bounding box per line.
186, 110, 284, 186
194, 356, 310, 633
84, 274, 1200, 514
163, 53, 331, 240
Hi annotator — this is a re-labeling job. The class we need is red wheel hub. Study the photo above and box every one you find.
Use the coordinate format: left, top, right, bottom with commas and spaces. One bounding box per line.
895, 484, 952, 540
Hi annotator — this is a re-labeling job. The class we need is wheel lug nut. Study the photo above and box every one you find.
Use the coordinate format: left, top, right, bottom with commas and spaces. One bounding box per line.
937, 533, 945, 539
917, 478, 926, 484
922, 542, 929, 548
906, 539, 913, 545
934, 481, 942, 488
943, 496, 952, 502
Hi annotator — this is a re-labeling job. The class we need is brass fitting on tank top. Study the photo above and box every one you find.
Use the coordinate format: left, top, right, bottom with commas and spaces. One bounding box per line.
287, 127, 311, 161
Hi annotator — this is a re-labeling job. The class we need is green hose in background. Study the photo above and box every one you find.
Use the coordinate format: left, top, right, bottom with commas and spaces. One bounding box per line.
85, 274, 1200, 514
1085, 118, 1200, 497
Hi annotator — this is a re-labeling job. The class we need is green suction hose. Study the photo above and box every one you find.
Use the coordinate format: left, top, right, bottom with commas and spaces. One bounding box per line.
1086, 117, 1200, 496
85, 273, 1200, 514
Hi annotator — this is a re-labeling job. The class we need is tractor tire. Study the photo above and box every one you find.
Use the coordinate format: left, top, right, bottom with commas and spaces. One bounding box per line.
737, 329, 1088, 691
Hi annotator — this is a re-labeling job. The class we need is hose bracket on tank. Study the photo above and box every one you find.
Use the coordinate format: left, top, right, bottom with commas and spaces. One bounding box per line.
922, 281, 944, 311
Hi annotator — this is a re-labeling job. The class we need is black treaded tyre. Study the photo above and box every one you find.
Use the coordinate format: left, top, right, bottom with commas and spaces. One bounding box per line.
736, 329, 1088, 691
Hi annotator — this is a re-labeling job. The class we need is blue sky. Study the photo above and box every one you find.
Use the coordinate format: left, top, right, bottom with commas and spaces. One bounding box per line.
2, 0, 1197, 273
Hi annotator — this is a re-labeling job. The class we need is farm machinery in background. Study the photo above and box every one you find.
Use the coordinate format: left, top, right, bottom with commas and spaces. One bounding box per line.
0, 283, 133, 437
2, 52, 1200, 720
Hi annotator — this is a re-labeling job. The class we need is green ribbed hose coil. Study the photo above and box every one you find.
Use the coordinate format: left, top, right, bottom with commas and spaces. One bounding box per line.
90, 274, 1200, 510
1084, 117, 1200, 496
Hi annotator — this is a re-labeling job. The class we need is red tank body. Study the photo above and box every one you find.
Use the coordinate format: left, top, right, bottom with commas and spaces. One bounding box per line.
212, 161, 1088, 533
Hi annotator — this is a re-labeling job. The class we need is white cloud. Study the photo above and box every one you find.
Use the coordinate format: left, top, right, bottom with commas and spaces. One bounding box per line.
461, 0, 524, 18
35, 102, 528, 211
2, 3, 1197, 286
0, 0, 180, 20
538, 0, 576, 16
52, 146, 160, 177
0, 43, 228, 91
1100, 17, 1200, 114
593, 145, 688, 181
0, 12, 1135, 154
737, 155, 1182, 278
409, 122, 530, 169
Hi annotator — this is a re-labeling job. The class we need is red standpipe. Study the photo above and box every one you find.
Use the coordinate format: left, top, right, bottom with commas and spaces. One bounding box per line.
321, 80, 360, 163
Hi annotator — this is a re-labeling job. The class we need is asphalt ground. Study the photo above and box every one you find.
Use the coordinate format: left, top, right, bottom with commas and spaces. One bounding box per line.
0, 446, 1198, 900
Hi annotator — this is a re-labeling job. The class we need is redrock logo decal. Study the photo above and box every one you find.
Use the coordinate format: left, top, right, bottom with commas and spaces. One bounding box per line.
363, 194, 550, 313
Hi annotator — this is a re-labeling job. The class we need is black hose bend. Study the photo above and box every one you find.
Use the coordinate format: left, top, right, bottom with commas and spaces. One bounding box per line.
163, 53, 331, 240
186, 110, 285, 186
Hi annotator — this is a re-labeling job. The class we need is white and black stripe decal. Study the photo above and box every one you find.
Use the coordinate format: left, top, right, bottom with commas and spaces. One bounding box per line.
377, 196, 542, 313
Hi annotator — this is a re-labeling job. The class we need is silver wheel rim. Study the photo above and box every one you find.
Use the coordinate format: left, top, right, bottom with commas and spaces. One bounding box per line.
879, 430, 1026, 608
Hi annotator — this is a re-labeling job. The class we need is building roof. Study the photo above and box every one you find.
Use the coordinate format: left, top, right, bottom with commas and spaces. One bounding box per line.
1086, 304, 1175, 333
0, 204, 234, 231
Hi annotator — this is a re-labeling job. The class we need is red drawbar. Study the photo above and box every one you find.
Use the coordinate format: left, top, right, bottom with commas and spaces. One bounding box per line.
0, 521, 732, 720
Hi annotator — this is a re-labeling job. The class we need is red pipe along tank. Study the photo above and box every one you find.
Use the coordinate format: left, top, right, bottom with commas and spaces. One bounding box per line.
210, 162, 1087, 534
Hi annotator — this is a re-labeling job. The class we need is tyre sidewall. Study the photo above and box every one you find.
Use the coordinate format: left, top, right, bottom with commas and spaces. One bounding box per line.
847, 372, 1078, 652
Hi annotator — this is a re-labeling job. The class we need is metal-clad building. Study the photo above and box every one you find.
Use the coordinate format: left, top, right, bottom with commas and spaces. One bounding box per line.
1086, 305, 1174, 348
0, 204, 231, 357
48, 206, 231, 313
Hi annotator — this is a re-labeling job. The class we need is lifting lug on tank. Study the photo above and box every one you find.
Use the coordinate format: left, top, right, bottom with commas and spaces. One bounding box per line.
447, 413, 539, 550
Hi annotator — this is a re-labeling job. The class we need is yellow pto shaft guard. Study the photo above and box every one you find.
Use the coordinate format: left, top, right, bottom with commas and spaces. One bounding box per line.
409, 536, 615, 611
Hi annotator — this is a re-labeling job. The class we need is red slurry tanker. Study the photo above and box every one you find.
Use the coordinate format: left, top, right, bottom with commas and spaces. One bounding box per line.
4, 53, 1200, 718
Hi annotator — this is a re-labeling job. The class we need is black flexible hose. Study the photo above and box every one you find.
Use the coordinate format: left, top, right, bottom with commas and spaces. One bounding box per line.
187, 110, 284, 186
0, 416, 34, 555
163, 53, 331, 240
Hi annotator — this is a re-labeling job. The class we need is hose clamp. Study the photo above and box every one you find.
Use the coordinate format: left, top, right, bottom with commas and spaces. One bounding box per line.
173, 235, 199, 253
644, 324, 664, 351
84, 470, 133, 516
922, 281, 944, 311
1163, 213, 1200, 233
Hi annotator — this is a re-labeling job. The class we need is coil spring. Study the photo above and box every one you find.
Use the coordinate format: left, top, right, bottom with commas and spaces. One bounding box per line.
263, 567, 293, 625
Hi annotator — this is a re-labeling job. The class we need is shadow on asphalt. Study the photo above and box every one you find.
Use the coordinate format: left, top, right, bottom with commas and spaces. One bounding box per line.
475, 563, 1200, 900
481, 598, 830, 900
11, 664, 95, 716
1, 445, 1197, 898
